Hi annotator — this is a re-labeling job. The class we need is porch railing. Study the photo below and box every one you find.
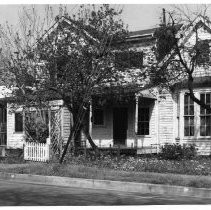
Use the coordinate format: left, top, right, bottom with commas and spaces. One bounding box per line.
24, 142, 50, 162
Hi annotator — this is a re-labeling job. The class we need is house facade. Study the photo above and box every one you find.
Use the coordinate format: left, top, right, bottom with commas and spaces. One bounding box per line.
1, 17, 211, 155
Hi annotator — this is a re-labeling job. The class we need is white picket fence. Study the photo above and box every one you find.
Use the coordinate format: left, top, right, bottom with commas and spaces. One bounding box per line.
24, 142, 50, 162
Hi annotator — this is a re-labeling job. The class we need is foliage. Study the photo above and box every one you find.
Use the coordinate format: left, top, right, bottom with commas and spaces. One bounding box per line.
149, 7, 211, 112
0, 5, 142, 162
153, 24, 178, 61
25, 110, 49, 143
160, 143, 197, 160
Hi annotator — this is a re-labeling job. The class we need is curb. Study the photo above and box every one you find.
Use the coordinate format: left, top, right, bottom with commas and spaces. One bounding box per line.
0, 172, 211, 198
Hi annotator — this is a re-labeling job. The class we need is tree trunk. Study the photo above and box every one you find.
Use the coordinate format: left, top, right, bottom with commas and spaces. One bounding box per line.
82, 127, 98, 150
59, 124, 75, 164
59, 107, 98, 163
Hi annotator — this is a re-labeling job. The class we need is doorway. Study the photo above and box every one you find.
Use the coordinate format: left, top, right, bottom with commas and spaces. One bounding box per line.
113, 107, 128, 146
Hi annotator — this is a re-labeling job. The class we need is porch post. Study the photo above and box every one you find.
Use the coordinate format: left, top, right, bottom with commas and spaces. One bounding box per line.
89, 100, 92, 137
155, 98, 159, 153
48, 108, 51, 145
135, 94, 139, 134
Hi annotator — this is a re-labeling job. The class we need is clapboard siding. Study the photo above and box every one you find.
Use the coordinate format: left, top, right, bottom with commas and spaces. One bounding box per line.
62, 106, 71, 143
158, 93, 174, 144
6, 104, 24, 149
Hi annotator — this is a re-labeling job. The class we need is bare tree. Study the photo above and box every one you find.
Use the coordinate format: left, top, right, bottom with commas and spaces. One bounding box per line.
150, 5, 211, 111
0, 5, 144, 163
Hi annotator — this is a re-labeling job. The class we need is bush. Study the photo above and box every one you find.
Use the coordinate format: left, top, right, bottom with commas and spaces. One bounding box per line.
160, 144, 197, 160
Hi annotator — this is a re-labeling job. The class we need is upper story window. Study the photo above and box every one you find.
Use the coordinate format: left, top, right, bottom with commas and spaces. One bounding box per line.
196, 40, 210, 65
115, 51, 143, 69
200, 93, 211, 136
184, 94, 194, 136
137, 107, 150, 135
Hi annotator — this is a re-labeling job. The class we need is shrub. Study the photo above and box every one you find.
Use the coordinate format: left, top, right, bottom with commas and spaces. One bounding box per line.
160, 143, 197, 160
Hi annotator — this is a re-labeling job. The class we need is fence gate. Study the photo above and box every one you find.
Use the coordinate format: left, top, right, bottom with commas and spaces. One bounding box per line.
24, 142, 50, 162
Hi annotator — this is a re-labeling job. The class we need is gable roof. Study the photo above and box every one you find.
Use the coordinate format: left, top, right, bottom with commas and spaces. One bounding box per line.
157, 18, 211, 68
37, 16, 100, 47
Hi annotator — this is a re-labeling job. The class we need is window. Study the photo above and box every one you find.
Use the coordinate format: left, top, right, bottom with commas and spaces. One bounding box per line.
137, 107, 149, 135
184, 94, 194, 136
93, 108, 104, 125
200, 93, 211, 136
196, 40, 210, 65
15, 112, 23, 132
115, 51, 143, 69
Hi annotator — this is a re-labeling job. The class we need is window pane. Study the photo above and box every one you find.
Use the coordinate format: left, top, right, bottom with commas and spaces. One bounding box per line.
190, 116, 194, 126
201, 116, 206, 126
200, 125, 206, 136
206, 94, 210, 105
184, 106, 188, 115
15, 113, 23, 132
184, 127, 189, 136
201, 107, 205, 115
201, 94, 205, 103
190, 97, 194, 105
184, 94, 188, 105
206, 116, 211, 127
189, 105, 194, 115
184, 117, 189, 127
190, 126, 194, 136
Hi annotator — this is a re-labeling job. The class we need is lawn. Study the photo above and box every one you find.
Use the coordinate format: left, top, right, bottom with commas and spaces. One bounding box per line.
1, 153, 211, 188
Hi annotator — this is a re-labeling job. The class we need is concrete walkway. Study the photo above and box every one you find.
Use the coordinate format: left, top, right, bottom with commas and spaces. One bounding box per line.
0, 171, 211, 199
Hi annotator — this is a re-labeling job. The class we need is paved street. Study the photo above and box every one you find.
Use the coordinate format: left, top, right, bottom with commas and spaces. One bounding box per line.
0, 179, 210, 205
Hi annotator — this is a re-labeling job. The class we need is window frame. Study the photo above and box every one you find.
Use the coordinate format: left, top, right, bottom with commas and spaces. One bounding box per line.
184, 94, 195, 137
196, 39, 210, 65
14, 112, 24, 133
200, 92, 211, 137
137, 107, 150, 136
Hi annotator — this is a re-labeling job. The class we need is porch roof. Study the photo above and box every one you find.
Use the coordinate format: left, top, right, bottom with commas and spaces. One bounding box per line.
93, 84, 156, 99
137, 89, 157, 99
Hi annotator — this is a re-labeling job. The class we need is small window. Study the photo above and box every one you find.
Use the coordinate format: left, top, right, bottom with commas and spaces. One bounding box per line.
196, 40, 210, 65
184, 94, 194, 136
137, 107, 150, 135
115, 51, 143, 69
93, 108, 104, 125
15, 112, 23, 132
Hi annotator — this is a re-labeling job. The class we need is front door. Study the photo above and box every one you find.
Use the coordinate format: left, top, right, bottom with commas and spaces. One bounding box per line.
113, 107, 128, 146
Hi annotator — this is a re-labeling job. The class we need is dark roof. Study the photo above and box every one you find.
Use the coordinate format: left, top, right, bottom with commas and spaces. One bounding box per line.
129, 27, 157, 37
173, 76, 211, 90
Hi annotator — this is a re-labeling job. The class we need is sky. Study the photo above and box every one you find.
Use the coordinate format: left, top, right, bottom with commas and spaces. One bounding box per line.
0, 4, 210, 31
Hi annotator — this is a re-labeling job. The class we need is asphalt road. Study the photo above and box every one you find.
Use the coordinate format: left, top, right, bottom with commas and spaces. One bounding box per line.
0, 179, 211, 205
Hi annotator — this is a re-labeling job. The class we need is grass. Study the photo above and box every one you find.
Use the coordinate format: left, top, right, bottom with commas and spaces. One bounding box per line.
1, 162, 211, 189
2, 150, 211, 189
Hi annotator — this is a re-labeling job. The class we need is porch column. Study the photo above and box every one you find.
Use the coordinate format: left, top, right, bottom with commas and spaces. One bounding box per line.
47, 108, 51, 145
135, 94, 139, 134
89, 100, 92, 137
155, 98, 159, 153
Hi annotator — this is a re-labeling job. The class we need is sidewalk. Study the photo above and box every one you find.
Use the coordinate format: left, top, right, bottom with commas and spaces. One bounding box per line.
1, 171, 211, 198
